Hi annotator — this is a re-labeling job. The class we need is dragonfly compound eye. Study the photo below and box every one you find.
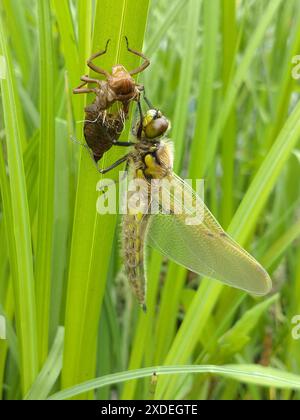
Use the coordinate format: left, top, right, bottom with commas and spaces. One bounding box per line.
143, 110, 169, 139
144, 117, 169, 139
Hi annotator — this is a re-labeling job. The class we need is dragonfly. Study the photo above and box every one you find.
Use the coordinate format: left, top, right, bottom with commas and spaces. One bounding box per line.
73, 37, 151, 162
97, 107, 272, 310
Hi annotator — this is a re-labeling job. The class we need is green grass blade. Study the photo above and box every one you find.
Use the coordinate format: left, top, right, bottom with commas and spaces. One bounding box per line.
220, 0, 237, 226
51, 0, 81, 120
172, 0, 202, 172
189, 0, 219, 178
145, 0, 184, 56
153, 265, 187, 365
1, 0, 32, 84
49, 364, 300, 400
230, 99, 300, 243
261, 218, 300, 269
121, 251, 163, 399
218, 295, 279, 358
35, 0, 56, 366
205, 0, 283, 171
0, 15, 38, 395
49, 119, 70, 341
0, 303, 19, 368
25, 327, 64, 400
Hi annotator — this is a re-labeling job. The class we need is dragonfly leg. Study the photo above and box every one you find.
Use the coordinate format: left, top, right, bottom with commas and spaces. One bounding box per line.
112, 140, 135, 147
97, 153, 130, 174
98, 161, 129, 194
78, 144, 129, 175
142, 88, 154, 109
71, 135, 132, 151
136, 100, 144, 139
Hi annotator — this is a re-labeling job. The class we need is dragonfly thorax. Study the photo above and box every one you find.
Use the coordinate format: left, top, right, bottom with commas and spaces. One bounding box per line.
133, 140, 174, 180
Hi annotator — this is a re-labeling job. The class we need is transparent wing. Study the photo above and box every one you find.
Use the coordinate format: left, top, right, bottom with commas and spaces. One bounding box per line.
146, 173, 272, 295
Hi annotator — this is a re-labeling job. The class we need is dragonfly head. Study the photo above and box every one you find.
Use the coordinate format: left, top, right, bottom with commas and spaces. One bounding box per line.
142, 109, 170, 139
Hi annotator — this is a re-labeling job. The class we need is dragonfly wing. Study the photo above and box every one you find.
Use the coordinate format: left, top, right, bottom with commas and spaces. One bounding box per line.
146, 174, 272, 296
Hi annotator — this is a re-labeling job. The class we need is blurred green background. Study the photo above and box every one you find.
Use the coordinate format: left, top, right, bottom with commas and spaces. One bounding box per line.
0, 0, 300, 400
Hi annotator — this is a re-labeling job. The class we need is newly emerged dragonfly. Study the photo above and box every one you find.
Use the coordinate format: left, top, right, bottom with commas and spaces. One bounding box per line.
98, 108, 272, 309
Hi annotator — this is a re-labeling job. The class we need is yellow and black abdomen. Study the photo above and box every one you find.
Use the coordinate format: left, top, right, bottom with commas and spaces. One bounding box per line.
122, 212, 149, 311
121, 140, 174, 309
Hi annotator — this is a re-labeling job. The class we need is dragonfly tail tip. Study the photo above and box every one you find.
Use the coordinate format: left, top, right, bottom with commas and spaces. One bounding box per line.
142, 303, 147, 313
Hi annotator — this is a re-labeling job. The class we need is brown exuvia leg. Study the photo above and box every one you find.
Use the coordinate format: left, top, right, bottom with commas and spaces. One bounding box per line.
125, 36, 150, 76
87, 39, 111, 77
80, 75, 102, 85
73, 77, 98, 94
